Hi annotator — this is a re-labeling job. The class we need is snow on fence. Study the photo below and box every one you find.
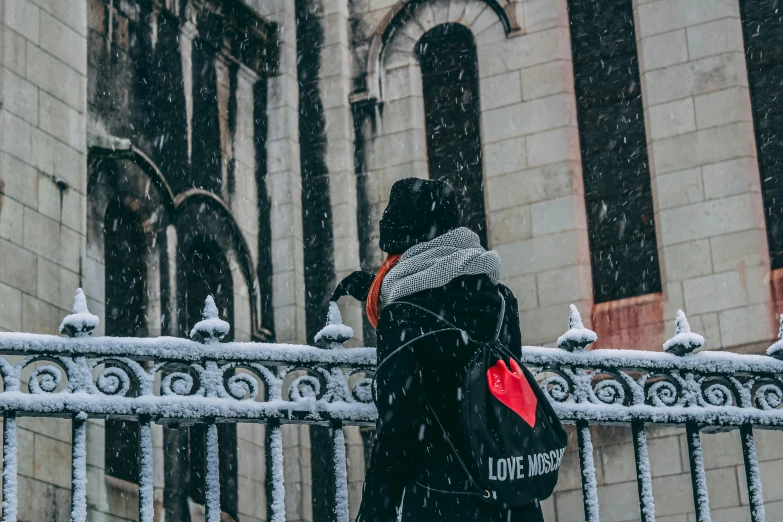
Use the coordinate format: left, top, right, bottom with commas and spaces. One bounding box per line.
0, 290, 781, 522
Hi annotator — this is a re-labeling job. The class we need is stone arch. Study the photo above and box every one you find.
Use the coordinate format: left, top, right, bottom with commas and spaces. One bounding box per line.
87, 147, 175, 337
366, 0, 519, 102
174, 193, 262, 341
362, 0, 512, 247
88, 144, 265, 340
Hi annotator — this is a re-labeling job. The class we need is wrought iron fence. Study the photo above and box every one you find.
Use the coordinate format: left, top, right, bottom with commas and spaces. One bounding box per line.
0, 290, 781, 522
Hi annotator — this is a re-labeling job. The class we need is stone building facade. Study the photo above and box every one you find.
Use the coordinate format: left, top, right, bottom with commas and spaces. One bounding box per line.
1, 0, 783, 521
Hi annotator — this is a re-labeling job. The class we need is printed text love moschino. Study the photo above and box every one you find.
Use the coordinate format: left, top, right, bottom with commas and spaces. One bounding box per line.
487, 448, 565, 481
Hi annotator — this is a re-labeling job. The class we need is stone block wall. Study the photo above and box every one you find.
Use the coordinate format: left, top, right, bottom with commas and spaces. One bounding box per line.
0, 0, 89, 520
635, 0, 776, 353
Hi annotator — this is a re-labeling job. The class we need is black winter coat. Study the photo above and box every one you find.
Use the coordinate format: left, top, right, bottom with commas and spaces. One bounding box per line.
355, 275, 545, 522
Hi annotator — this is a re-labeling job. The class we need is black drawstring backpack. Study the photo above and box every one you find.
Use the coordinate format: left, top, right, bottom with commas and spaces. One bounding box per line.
375, 293, 568, 506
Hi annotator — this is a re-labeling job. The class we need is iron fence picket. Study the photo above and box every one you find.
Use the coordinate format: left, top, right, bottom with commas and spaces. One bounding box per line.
686, 422, 711, 522
2, 412, 17, 522
204, 422, 221, 522
266, 419, 286, 522
138, 416, 155, 522
70, 413, 88, 522
577, 420, 600, 522
740, 424, 766, 522
331, 421, 350, 522
632, 420, 655, 522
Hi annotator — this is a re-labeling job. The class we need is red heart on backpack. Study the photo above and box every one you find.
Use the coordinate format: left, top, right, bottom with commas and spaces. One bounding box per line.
487, 358, 537, 428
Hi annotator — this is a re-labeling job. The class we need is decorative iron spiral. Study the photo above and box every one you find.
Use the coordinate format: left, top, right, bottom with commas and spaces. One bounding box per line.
96, 366, 131, 396
648, 380, 679, 407
289, 375, 321, 401
541, 374, 571, 402
161, 371, 195, 396
593, 379, 626, 405
703, 383, 733, 407
351, 377, 374, 403
755, 383, 783, 410
227, 373, 260, 401
28, 364, 62, 394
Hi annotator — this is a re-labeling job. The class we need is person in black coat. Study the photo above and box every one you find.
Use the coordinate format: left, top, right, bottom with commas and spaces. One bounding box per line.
348, 178, 545, 522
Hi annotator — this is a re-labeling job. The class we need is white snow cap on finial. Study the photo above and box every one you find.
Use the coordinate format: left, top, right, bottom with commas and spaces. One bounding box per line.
314, 301, 353, 347
190, 295, 230, 343
767, 314, 783, 359
557, 304, 597, 351
569, 304, 585, 329
663, 309, 705, 356
59, 288, 100, 337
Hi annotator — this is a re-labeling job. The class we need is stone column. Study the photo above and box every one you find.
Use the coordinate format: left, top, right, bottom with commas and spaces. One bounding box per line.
634, 0, 775, 351
215, 52, 235, 203
179, 21, 198, 163
260, 1, 307, 347
321, 0, 364, 345
233, 64, 262, 341
0, 0, 90, 518
251, 2, 311, 521
476, 0, 592, 346
319, 3, 367, 516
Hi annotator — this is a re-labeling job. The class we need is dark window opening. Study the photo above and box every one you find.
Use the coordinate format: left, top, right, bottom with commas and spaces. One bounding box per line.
417, 23, 488, 248
104, 199, 146, 483
739, 1, 783, 269
133, 7, 188, 191
183, 240, 238, 520
568, 0, 662, 303
192, 34, 223, 193
254, 74, 276, 337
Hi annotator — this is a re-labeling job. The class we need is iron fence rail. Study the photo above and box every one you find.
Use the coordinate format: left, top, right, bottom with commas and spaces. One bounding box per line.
0, 292, 780, 522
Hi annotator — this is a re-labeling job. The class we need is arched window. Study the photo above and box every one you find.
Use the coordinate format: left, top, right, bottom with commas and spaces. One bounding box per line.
104, 199, 147, 483
739, 1, 783, 269
568, 0, 662, 302
417, 23, 488, 248
134, 7, 188, 191
191, 25, 222, 193
183, 240, 238, 521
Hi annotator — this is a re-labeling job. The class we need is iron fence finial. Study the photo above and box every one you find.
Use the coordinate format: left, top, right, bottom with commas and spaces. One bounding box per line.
663, 310, 705, 356
59, 289, 100, 338
557, 304, 597, 352
190, 295, 230, 344
314, 301, 353, 348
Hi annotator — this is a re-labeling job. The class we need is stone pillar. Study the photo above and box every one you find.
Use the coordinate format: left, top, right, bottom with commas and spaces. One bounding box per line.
215, 52, 235, 203
477, 0, 592, 346
634, 0, 775, 351
0, 0, 89, 518
250, 2, 311, 521
179, 20, 198, 163
321, 0, 363, 345
258, 0, 307, 347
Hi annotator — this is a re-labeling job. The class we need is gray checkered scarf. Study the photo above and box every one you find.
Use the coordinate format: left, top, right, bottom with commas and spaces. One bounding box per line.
379, 227, 502, 307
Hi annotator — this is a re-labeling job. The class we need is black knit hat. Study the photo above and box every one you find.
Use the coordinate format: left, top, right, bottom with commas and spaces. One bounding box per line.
379, 178, 459, 254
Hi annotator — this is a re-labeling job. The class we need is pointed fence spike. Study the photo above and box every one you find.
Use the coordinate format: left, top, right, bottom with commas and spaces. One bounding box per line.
59, 289, 100, 338
190, 295, 230, 344
663, 309, 704, 356
767, 314, 783, 359
557, 304, 597, 352
568, 304, 586, 330
314, 301, 353, 348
